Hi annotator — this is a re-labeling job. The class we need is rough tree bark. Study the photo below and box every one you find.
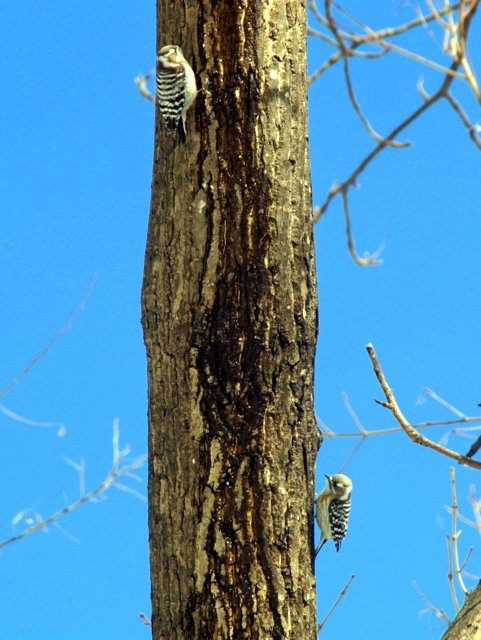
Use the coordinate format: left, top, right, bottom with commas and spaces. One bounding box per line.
441, 583, 481, 640
141, 1, 319, 638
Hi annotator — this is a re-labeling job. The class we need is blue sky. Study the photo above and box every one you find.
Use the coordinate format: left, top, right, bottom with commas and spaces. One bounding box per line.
1, 2, 480, 638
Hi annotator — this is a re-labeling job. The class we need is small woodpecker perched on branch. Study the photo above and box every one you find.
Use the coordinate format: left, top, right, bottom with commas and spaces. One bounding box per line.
315, 474, 352, 555
156, 44, 197, 144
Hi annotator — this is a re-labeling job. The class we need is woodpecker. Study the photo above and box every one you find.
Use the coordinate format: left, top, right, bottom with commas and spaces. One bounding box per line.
315, 473, 352, 555
156, 44, 197, 144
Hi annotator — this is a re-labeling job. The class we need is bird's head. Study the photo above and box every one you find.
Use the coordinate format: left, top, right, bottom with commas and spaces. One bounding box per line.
324, 473, 353, 500
157, 45, 185, 70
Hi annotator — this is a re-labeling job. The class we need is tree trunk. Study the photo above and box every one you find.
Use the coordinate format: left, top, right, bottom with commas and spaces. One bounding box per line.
141, 1, 318, 638
441, 583, 481, 640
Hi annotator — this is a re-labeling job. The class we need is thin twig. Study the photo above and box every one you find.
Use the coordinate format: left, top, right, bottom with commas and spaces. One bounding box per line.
450, 467, 469, 597
324, 0, 407, 148
315, 414, 332, 437
424, 388, 467, 418
333, 2, 467, 79
307, 26, 339, 48
338, 440, 364, 474
307, 44, 388, 85
366, 343, 481, 470
469, 485, 481, 533
1, 421, 146, 550
0, 275, 97, 401
336, 1, 462, 40
0, 404, 66, 433
342, 392, 367, 434
309, 0, 329, 28
335, 393, 368, 471
329, 0, 471, 85
341, 190, 385, 266
459, 547, 474, 573
314, 52, 461, 224
317, 575, 355, 634
446, 534, 460, 612
308, 50, 344, 84
310, 1, 480, 267
319, 389, 481, 444
444, 92, 481, 149
309, 1, 466, 83
453, 427, 481, 437
321, 415, 481, 439
446, 505, 481, 531
139, 613, 152, 626
412, 581, 451, 624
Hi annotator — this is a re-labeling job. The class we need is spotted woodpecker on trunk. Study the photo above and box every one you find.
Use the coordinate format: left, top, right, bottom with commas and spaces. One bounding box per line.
156, 45, 197, 144
315, 474, 352, 554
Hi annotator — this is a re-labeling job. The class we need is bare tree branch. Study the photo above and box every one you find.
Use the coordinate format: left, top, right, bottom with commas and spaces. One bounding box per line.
0, 275, 97, 401
333, 2, 467, 79
366, 343, 481, 470
412, 580, 451, 624
446, 534, 460, 613
317, 575, 355, 634
313, 51, 464, 223
323, 0, 408, 148
320, 417, 481, 440
2, 420, 146, 550
319, 388, 481, 440
139, 613, 152, 626
449, 468, 470, 602
444, 91, 481, 148
309, 1, 480, 265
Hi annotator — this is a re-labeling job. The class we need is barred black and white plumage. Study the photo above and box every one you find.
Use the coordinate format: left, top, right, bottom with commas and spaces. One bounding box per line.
328, 497, 351, 551
156, 45, 197, 144
315, 473, 353, 555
